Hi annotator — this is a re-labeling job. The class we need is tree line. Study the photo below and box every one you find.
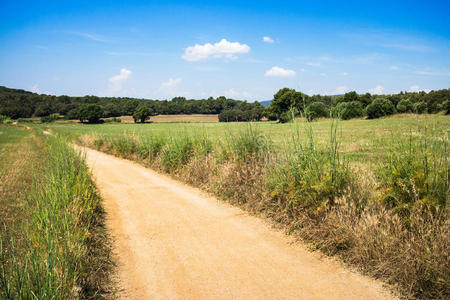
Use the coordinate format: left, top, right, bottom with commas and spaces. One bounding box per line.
266, 88, 450, 122
0, 86, 448, 123
0, 86, 264, 123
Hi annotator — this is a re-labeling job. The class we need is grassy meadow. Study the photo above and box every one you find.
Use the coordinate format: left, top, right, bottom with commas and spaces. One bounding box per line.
31, 113, 449, 298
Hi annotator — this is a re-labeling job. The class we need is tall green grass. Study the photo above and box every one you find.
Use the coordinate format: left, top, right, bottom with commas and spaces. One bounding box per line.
0, 131, 112, 299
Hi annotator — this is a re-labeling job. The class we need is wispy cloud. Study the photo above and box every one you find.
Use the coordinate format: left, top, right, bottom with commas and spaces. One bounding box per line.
414, 70, 450, 76
341, 31, 435, 53
159, 78, 182, 96
389, 66, 399, 70
263, 36, 274, 43
305, 62, 321, 67
105, 51, 168, 56
64, 31, 109, 42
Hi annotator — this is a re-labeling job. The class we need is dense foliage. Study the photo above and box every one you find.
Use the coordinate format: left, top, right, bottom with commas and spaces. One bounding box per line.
133, 105, 154, 123
79, 104, 104, 123
1, 86, 449, 123
0, 86, 264, 122
267, 87, 450, 122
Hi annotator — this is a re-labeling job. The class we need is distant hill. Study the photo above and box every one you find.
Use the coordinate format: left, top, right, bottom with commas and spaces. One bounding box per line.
260, 100, 271, 107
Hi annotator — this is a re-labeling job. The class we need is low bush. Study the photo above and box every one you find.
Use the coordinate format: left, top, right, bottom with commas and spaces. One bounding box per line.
366, 97, 396, 119
332, 101, 364, 120
396, 99, 413, 113
40, 113, 60, 123
0, 115, 12, 124
305, 102, 329, 121
414, 101, 428, 114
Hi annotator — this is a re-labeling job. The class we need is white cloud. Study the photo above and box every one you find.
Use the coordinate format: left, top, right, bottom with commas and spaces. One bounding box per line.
320, 73, 327, 77
300, 68, 306, 72
159, 78, 182, 96
340, 72, 349, 76
333, 86, 348, 94
109, 68, 132, 92
409, 85, 430, 93
264, 66, 296, 77
390, 66, 399, 70
369, 85, 385, 94
182, 39, 250, 61
306, 62, 321, 67
30, 84, 41, 94
409, 85, 420, 92
263, 36, 274, 43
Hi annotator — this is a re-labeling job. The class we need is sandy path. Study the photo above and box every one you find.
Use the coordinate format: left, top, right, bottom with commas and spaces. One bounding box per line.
79, 146, 395, 300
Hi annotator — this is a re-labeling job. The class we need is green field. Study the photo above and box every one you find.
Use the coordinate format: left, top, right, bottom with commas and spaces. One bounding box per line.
35, 114, 449, 164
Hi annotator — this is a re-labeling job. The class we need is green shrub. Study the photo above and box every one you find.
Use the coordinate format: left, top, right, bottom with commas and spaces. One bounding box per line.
79, 104, 104, 123
161, 137, 195, 171
396, 99, 413, 113
377, 126, 448, 221
266, 120, 351, 217
333, 101, 364, 120
278, 108, 299, 123
40, 113, 60, 123
0, 115, 12, 124
366, 97, 395, 119
227, 125, 271, 162
441, 100, 450, 114
413, 101, 428, 114
305, 102, 329, 121
133, 105, 153, 123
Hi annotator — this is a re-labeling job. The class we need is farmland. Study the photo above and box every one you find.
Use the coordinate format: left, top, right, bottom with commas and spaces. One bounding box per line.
27, 113, 449, 298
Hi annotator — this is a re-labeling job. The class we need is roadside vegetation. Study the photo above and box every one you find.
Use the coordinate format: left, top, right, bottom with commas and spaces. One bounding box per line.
63, 114, 449, 299
0, 126, 113, 299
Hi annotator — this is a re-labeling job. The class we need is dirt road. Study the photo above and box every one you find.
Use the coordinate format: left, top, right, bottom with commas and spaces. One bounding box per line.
80, 146, 395, 299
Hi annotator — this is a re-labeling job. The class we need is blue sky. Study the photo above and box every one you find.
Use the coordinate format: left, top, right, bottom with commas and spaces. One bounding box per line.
0, 0, 449, 100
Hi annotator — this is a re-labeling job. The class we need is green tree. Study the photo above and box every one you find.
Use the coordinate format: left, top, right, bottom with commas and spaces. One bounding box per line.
343, 91, 359, 102
305, 102, 329, 121
413, 101, 427, 114
396, 99, 413, 113
133, 105, 153, 123
366, 97, 395, 119
268, 88, 307, 120
333, 101, 364, 120
78, 104, 103, 123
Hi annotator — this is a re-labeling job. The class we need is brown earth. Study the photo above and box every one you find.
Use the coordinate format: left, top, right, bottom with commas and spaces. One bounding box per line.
78, 146, 396, 300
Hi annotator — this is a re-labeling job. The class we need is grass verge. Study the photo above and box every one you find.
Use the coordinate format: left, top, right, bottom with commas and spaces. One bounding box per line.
0, 126, 113, 299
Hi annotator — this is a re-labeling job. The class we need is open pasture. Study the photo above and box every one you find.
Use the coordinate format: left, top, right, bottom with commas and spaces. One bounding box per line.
38, 114, 449, 165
